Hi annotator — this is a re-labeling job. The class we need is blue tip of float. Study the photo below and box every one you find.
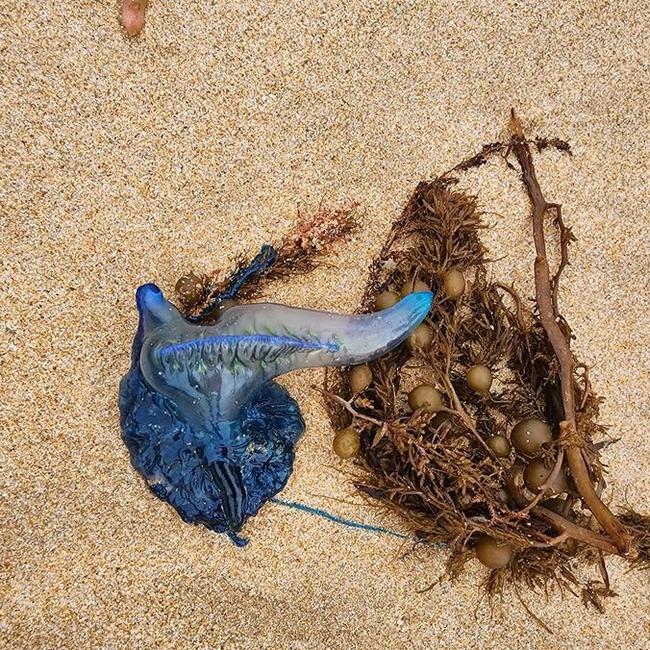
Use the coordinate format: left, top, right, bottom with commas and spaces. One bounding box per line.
401, 290, 434, 318
135, 283, 164, 313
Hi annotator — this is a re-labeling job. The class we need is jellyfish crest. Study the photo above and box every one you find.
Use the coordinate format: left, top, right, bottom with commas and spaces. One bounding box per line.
137, 288, 433, 424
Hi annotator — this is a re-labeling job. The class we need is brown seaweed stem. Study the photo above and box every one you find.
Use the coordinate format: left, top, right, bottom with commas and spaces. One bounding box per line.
440, 373, 495, 457
533, 506, 618, 554
507, 464, 619, 554
508, 111, 632, 556
315, 387, 385, 427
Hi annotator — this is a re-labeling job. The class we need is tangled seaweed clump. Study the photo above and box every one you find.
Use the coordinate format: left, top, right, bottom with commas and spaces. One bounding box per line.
322, 114, 649, 615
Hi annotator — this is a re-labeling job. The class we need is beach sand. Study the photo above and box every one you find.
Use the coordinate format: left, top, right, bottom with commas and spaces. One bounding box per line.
1, 1, 648, 648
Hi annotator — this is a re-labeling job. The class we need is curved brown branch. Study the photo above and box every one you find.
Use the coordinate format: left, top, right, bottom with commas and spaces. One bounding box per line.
508, 111, 632, 556
507, 463, 619, 554
494, 281, 526, 328
533, 506, 619, 555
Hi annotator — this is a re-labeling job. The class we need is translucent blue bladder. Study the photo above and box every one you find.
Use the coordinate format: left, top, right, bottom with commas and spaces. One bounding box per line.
119, 269, 432, 546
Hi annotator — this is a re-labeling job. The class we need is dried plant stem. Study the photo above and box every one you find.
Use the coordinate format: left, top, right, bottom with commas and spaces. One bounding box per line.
529, 532, 568, 548
509, 111, 632, 556
315, 387, 385, 427
494, 282, 525, 328
548, 202, 574, 313
576, 363, 593, 411
533, 506, 618, 554
508, 464, 619, 553
440, 374, 494, 457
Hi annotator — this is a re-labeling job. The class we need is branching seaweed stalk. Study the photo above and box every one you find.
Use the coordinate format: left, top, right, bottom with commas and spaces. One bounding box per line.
508, 111, 633, 556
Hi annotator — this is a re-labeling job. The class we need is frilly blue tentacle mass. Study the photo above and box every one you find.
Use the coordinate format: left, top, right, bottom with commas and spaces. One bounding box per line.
119, 256, 433, 546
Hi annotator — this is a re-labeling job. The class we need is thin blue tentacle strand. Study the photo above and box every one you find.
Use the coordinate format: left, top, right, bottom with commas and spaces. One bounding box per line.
119, 248, 433, 546
271, 498, 411, 540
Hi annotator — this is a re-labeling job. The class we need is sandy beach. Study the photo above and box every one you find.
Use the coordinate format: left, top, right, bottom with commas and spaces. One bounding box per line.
1, 1, 649, 648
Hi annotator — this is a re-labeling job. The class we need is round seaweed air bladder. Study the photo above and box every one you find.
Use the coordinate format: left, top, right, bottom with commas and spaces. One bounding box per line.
119, 281, 433, 546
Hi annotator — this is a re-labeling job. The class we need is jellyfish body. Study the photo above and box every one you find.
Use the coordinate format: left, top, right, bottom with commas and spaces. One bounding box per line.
119, 283, 433, 545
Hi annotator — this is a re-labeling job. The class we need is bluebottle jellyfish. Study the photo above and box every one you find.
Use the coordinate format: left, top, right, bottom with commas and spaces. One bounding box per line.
119, 248, 433, 546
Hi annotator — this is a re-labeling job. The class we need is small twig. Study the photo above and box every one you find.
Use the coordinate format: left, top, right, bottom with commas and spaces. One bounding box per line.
440, 375, 495, 457
508, 111, 632, 556
547, 202, 575, 314
575, 363, 593, 411
513, 590, 554, 635
440, 141, 508, 177
494, 282, 525, 328
529, 532, 569, 548
315, 386, 385, 427
534, 506, 618, 555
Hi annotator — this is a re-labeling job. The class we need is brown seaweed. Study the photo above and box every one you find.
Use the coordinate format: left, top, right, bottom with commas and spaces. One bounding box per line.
321, 112, 648, 613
